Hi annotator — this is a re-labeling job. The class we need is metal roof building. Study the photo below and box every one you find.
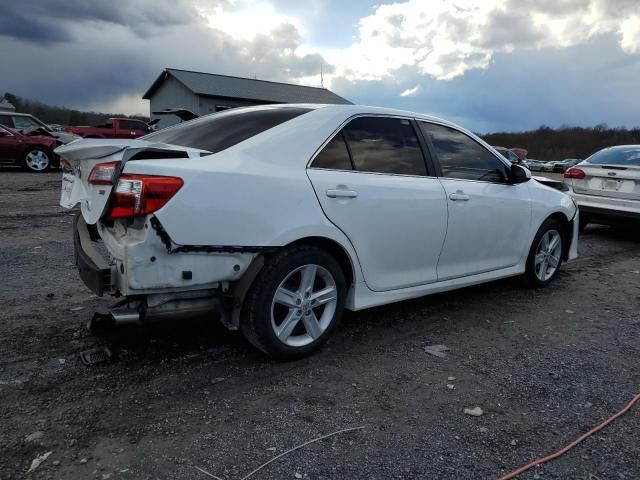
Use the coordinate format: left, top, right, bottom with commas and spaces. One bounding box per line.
143, 68, 352, 128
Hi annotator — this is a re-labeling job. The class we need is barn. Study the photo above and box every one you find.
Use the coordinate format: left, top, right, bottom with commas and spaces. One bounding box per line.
143, 68, 352, 129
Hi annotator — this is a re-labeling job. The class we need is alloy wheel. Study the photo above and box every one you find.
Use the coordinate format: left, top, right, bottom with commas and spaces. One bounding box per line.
270, 264, 338, 347
534, 229, 562, 282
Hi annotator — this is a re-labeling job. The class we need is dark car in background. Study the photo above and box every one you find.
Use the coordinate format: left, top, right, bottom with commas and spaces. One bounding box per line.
0, 112, 79, 145
552, 158, 582, 173
0, 125, 58, 171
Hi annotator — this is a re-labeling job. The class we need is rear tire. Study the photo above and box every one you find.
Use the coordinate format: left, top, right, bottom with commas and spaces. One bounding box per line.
524, 218, 565, 287
240, 245, 346, 360
22, 148, 52, 172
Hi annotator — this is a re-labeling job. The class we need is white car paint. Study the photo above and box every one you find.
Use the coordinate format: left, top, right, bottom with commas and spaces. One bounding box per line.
57, 104, 578, 311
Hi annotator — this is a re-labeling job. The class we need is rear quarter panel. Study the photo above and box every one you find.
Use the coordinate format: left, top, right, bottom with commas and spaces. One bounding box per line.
121, 108, 366, 283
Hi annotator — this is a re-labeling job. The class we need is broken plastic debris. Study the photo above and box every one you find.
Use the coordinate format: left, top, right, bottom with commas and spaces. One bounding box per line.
463, 406, 484, 417
424, 344, 450, 358
27, 451, 52, 472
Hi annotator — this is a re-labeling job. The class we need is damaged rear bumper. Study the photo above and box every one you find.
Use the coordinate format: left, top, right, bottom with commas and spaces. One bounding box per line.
74, 215, 111, 296
73, 214, 259, 298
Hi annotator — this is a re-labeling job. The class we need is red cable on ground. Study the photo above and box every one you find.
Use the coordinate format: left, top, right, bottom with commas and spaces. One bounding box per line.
499, 393, 640, 480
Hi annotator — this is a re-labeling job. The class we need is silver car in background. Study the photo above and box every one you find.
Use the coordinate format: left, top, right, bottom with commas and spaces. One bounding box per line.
564, 145, 640, 229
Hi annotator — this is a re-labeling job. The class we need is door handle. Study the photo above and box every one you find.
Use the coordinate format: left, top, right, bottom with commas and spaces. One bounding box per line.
449, 190, 470, 201
326, 188, 358, 199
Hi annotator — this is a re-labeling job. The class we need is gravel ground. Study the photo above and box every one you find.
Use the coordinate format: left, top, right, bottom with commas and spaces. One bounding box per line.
1, 170, 639, 480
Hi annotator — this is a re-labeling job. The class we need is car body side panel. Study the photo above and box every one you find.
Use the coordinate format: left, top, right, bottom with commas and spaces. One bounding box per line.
435, 179, 532, 280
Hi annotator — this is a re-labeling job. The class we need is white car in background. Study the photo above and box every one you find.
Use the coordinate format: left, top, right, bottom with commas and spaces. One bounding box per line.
564, 145, 640, 229
58, 104, 578, 359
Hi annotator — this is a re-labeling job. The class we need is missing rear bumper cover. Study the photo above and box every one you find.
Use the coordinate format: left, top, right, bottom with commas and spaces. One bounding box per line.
148, 215, 270, 254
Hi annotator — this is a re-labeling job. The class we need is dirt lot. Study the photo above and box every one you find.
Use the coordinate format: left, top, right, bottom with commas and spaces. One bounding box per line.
1, 170, 639, 480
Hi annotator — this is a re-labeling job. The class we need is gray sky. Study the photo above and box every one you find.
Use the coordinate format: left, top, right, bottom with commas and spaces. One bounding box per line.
1, 0, 639, 132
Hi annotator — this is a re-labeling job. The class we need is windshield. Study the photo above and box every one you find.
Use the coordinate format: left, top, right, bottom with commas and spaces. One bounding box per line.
586, 147, 640, 166
13, 115, 50, 131
143, 106, 312, 153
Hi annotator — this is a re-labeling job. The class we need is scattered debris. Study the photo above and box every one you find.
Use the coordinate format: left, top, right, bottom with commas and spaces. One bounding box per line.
27, 451, 52, 473
424, 345, 450, 358
25, 431, 44, 443
464, 407, 484, 417
79, 346, 112, 366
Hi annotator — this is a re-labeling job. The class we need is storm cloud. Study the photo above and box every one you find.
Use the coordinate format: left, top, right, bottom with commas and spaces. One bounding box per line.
0, 0, 199, 43
0, 0, 639, 131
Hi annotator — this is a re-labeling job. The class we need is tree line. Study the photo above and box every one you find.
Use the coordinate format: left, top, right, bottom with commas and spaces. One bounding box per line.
482, 124, 640, 161
2, 92, 149, 126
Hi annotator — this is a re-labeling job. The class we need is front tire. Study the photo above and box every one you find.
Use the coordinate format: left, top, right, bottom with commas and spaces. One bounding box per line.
240, 245, 346, 360
23, 148, 52, 172
525, 218, 565, 287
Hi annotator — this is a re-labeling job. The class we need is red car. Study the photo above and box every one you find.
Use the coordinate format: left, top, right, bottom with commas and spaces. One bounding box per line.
65, 118, 152, 139
0, 125, 59, 172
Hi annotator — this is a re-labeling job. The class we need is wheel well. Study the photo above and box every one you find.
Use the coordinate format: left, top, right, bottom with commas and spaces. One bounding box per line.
285, 237, 355, 288
547, 212, 573, 261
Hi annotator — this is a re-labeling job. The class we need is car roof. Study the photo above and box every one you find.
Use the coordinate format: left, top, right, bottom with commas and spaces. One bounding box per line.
233, 103, 458, 128
6, 112, 33, 117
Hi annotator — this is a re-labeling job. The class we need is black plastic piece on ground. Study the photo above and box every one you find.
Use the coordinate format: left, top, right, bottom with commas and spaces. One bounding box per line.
87, 312, 115, 334
79, 345, 113, 366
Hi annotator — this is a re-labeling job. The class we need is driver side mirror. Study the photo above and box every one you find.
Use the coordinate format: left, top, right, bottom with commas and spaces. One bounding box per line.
510, 163, 531, 184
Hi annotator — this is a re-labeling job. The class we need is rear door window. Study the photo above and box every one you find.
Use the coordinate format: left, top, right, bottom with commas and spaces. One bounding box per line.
342, 117, 427, 176
420, 122, 509, 183
311, 132, 353, 170
143, 106, 312, 153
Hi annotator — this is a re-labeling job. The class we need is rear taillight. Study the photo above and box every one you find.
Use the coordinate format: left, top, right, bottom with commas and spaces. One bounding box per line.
107, 174, 183, 220
88, 161, 118, 185
564, 168, 585, 179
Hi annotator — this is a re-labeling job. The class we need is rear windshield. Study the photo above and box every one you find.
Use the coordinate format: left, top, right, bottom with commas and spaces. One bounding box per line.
587, 147, 640, 166
142, 106, 312, 153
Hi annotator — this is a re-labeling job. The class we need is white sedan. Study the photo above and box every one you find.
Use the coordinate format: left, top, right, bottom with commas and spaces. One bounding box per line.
564, 145, 640, 229
58, 104, 578, 359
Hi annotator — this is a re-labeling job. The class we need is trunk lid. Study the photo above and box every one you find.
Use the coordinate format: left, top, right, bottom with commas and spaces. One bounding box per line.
570, 163, 640, 201
57, 138, 209, 224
